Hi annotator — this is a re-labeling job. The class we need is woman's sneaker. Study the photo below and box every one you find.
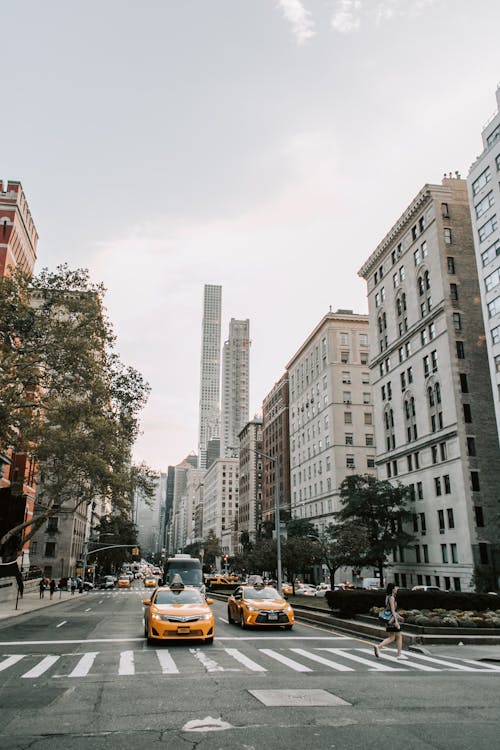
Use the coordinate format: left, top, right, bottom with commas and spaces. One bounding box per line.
397, 654, 408, 660
373, 645, 380, 658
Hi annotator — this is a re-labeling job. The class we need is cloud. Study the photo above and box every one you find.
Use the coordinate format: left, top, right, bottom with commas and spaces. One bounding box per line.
330, 0, 438, 34
331, 0, 362, 33
277, 0, 316, 44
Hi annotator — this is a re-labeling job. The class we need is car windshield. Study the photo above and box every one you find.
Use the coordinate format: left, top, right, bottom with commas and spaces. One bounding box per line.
244, 587, 282, 600
154, 589, 204, 605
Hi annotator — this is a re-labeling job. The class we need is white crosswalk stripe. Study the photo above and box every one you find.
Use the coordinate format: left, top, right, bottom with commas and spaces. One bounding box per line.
0, 645, 497, 681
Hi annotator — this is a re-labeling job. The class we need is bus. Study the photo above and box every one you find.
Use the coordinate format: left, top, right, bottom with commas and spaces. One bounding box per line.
163, 554, 205, 595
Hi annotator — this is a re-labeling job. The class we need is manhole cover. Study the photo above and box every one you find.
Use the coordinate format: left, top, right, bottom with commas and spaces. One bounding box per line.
248, 689, 351, 707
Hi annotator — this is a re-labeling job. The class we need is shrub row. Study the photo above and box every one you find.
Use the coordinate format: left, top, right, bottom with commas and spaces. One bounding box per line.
324, 589, 500, 618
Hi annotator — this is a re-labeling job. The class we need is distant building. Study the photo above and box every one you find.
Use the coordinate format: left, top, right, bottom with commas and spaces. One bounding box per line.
0, 180, 38, 276
359, 175, 500, 591
287, 310, 374, 533
467, 85, 500, 447
202, 457, 239, 556
221, 318, 250, 457
262, 373, 290, 527
198, 285, 222, 469
237, 418, 263, 543
135, 474, 164, 560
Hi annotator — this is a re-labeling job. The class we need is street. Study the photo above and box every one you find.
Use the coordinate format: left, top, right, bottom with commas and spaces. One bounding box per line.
0, 585, 499, 749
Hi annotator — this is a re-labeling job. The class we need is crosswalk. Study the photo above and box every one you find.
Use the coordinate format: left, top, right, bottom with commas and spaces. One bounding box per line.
1, 645, 499, 680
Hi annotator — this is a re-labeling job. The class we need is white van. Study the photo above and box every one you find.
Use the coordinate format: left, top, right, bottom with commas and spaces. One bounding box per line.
362, 577, 383, 590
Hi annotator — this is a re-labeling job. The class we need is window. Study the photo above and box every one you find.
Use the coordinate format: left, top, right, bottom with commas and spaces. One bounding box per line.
481, 238, 500, 266
447, 508, 455, 529
474, 506, 484, 527
435, 477, 442, 496
431, 350, 438, 371
414, 248, 421, 266
431, 445, 438, 464
453, 577, 461, 592
423, 355, 430, 377
450, 543, 458, 564
441, 202, 449, 218
346, 454, 355, 468
44, 542, 56, 557
486, 297, 500, 318
456, 341, 465, 359
487, 125, 500, 146
342, 371, 351, 383
479, 543, 489, 564
365, 433, 374, 446
423, 545, 429, 563
419, 512, 426, 534
478, 215, 498, 242
472, 166, 491, 195
460, 373, 469, 393
471, 471, 480, 491
345, 433, 353, 445
364, 413, 372, 424
47, 517, 59, 533
444, 475, 451, 494
453, 313, 462, 331
341, 351, 349, 364
343, 391, 352, 404
344, 412, 352, 424
463, 403, 472, 422
367, 457, 375, 468
441, 544, 448, 563
492, 325, 500, 344
467, 436, 476, 456
450, 283, 458, 302
438, 509, 445, 533
417, 481, 423, 499
475, 190, 495, 219
444, 228, 452, 244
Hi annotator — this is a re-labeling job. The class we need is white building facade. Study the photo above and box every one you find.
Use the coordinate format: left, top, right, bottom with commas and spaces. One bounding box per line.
287, 310, 375, 534
198, 284, 222, 469
221, 318, 250, 457
202, 457, 239, 555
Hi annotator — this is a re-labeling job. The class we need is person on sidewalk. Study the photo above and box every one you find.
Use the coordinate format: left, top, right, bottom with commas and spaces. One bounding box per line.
49, 579, 56, 600
39, 579, 45, 599
373, 582, 407, 660
71, 579, 76, 595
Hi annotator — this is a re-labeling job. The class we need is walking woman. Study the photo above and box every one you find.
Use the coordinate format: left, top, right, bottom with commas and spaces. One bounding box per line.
373, 582, 407, 660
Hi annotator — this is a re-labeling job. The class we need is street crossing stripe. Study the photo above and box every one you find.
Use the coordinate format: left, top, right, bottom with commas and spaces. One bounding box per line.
258, 648, 313, 672
0, 655, 25, 672
189, 648, 224, 672
290, 648, 354, 672
68, 651, 98, 677
358, 648, 439, 671
155, 649, 179, 674
223, 648, 267, 672
119, 650, 135, 675
320, 648, 402, 671
21, 655, 60, 679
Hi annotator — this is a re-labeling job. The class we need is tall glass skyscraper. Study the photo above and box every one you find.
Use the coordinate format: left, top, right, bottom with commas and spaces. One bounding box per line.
198, 284, 222, 469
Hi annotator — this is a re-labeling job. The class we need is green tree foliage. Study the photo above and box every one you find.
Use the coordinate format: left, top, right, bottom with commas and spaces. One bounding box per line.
91, 514, 139, 575
203, 529, 222, 568
282, 536, 319, 591
0, 265, 154, 557
315, 522, 369, 587
286, 517, 317, 539
337, 474, 415, 585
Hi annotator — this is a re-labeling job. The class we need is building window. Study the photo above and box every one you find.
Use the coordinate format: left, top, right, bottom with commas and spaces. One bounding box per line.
479, 543, 489, 564
474, 506, 484, 527
44, 542, 56, 557
341, 351, 349, 364
471, 471, 480, 491
475, 190, 495, 219
443, 475, 451, 494
472, 166, 491, 195
344, 412, 352, 424
478, 215, 498, 242
444, 228, 452, 244
450, 283, 458, 302
47, 517, 59, 533
467, 436, 476, 456
456, 341, 465, 359
492, 325, 500, 345
450, 543, 458, 564
346, 454, 355, 468
345, 433, 353, 445
441, 202, 449, 218
435, 477, 442, 496
364, 413, 372, 425
441, 544, 448, 563
481, 238, 500, 266
367, 456, 375, 468
417, 482, 423, 500
423, 545, 429, 563
438, 509, 445, 533
460, 373, 469, 393
447, 508, 455, 529
485, 267, 500, 292
463, 403, 472, 423
453, 313, 461, 331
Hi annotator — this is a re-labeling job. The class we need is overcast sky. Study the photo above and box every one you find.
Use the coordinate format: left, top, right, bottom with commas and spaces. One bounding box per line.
2, 1, 500, 471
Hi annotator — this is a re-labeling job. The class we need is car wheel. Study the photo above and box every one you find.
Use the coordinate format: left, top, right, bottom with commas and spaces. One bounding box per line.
144, 621, 148, 637
284, 624, 293, 630
227, 607, 233, 624
239, 611, 246, 629
205, 636, 214, 645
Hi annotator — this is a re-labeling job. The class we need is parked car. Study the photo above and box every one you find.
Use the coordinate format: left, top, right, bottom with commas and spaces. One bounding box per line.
295, 584, 317, 596
411, 585, 441, 592
100, 575, 115, 589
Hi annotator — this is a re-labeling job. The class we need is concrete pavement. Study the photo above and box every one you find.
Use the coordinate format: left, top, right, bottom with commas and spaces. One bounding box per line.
0, 586, 88, 621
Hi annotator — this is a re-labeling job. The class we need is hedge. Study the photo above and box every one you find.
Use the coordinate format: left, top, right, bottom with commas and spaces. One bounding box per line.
324, 589, 500, 618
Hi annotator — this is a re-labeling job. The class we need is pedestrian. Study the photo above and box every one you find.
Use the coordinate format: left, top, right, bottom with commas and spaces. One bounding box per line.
49, 579, 56, 600
71, 578, 76, 595
39, 578, 45, 599
373, 582, 407, 660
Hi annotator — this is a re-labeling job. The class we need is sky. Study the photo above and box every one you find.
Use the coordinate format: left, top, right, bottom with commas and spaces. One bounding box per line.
2, 0, 500, 472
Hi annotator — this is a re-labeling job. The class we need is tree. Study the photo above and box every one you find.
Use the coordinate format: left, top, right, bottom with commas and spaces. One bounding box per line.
282, 536, 320, 591
316, 522, 369, 587
337, 474, 415, 586
0, 265, 153, 559
91, 514, 139, 575
286, 517, 317, 539
203, 529, 222, 568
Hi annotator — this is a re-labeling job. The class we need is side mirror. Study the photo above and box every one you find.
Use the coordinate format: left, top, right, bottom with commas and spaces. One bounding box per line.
143, 599, 151, 606
206, 598, 214, 605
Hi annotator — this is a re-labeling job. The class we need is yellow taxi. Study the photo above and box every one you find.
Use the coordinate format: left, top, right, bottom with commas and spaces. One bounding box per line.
144, 576, 158, 588
227, 584, 294, 629
281, 582, 293, 596
117, 575, 131, 588
143, 579, 215, 644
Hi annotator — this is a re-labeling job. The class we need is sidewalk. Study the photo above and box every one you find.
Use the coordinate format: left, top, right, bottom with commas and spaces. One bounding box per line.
0, 588, 87, 622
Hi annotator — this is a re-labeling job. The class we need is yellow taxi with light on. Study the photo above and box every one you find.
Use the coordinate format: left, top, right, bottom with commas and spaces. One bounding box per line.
117, 575, 131, 588
227, 584, 294, 629
143, 578, 215, 644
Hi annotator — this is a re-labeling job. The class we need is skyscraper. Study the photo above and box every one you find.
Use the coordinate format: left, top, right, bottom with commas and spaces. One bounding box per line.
221, 318, 250, 457
198, 285, 222, 469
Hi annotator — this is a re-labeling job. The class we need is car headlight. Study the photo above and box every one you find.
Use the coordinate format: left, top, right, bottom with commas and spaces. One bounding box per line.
197, 613, 212, 621
151, 613, 169, 621
245, 604, 260, 611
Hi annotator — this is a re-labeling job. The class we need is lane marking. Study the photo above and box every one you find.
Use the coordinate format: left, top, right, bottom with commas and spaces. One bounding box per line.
56, 621, 67, 628
190, 648, 224, 672
0, 654, 25, 672
0, 638, 145, 646
358, 648, 438, 671
84, 608, 92, 612
321, 648, 403, 671
21, 655, 60, 679
224, 648, 267, 672
68, 651, 98, 677
119, 650, 135, 675
259, 648, 312, 672
290, 648, 354, 672
394, 652, 482, 672
155, 649, 179, 674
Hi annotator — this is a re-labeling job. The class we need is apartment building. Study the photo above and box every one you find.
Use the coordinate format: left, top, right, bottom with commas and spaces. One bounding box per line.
221, 318, 250, 457
261, 373, 290, 526
202, 457, 239, 556
359, 175, 500, 591
287, 310, 375, 533
237, 418, 263, 543
467, 85, 500, 446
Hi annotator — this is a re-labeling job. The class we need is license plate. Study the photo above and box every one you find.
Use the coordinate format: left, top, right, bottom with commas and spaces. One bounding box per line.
177, 626, 190, 634
267, 613, 278, 621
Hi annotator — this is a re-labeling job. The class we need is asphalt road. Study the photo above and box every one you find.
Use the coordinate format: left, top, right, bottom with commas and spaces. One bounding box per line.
0, 583, 499, 750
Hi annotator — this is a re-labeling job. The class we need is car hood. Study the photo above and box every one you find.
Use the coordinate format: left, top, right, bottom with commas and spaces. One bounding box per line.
243, 599, 287, 610
152, 602, 210, 615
